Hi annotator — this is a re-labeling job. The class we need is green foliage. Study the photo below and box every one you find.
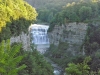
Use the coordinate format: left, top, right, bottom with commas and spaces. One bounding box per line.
0, 39, 26, 75
18, 44, 54, 75
37, 9, 51, 23
0, 0, 38, 42
36, 0, 100, 31
84, 23, 100, 55
45, 42, 86, 70
35, 0, 78, 24
45, 42, 71, 68
79, 6, 92, 21
83, 23, 100, 71
0, 18, 33, 42
41, 0, 100, 31
66, 63, 82, 75
0, 0, 37, 32
0, 40, 53, 75
0, 27, 11, 42
65, 56, 91, 75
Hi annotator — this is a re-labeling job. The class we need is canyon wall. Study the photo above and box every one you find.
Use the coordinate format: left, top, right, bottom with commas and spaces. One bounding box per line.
10, 32, 30, 51
48, 22, 88, 55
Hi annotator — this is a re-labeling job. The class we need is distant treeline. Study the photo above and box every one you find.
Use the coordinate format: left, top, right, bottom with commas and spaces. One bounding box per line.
36, 0, 100, 26
50, 0, 100, 24
37, 0, 100, 31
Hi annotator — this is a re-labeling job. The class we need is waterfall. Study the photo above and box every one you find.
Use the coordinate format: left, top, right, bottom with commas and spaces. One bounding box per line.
29, 24, 62, 75
30, 24, 49, 45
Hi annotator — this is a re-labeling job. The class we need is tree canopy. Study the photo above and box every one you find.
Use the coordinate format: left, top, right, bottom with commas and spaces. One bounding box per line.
0, 0, 37, 31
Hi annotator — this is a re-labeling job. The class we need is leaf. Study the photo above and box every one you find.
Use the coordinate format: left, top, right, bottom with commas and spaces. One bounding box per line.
0, 67, 6, 73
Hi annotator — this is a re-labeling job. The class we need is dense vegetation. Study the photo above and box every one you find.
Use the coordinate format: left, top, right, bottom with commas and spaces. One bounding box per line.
1, 0, 100, 74
26, 0, 100, 23
43, 0, 100, 75
65, 56, 91, 75
0, 40, 26, 75
0, 40, 54, 75
0, 0, 37, 31
18, 44, 54, 75
30, 0, 100, 31
0, 0, 37, 42
45, 42, 70, 68
26, 0, 84, 24
48, 0, 100, 31
83, 22, 100, 72
45, 42, 85, 72
46, 24, 100, 74
0, 0, 54, 75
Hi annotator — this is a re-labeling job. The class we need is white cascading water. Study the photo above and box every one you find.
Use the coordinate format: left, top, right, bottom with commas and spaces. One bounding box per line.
30, 24, 49, 45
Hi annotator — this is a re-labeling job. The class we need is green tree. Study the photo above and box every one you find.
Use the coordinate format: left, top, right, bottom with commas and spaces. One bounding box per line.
79, 6, 92, 21
18, 44, 54, 75
37, 9, 50, 23
0, 0, 38, 42
0, 39, 26, 75
66, 63, 82, 75
90, 2, 98, 18
48, 12, 54, 23
0, 0, 37, 31
65, 56, 91, 75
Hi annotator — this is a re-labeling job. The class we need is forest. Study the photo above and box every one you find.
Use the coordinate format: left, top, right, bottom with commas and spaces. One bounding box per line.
36, 0, 100, 31
34, 0, 100, 74
0, 0, 53, 75
1, 0, 100, 75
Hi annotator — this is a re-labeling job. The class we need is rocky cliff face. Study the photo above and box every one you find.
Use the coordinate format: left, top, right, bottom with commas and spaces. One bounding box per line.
48, 22, 88, 55
10, 32, 30, 50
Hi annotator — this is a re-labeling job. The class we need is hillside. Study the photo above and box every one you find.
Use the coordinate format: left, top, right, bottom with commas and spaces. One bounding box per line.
25, 0, 100, 72
0, 0, 54, 75
25, 0, 100, 25
26, 0, 100, 74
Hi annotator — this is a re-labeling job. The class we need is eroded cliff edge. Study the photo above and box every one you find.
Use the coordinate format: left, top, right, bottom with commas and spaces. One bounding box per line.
10, 32, 30, 51
48, 22, 88, 56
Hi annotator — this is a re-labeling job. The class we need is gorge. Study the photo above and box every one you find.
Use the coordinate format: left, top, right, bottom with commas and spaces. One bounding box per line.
28, 23, 88, 75
2, 0, 100, 74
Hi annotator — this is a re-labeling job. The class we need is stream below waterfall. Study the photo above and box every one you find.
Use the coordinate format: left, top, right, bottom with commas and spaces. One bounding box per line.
35, 44, 62, 75
29, 24, 63, 75
34, 44, 63, 75
44, 57, 62, 75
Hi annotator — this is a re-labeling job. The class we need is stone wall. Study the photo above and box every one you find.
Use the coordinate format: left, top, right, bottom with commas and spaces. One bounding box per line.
10, 32, 30, 50
48, 22, 88, 55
